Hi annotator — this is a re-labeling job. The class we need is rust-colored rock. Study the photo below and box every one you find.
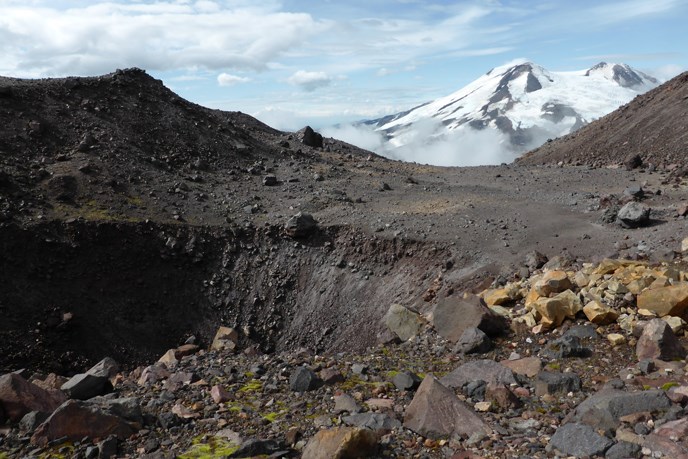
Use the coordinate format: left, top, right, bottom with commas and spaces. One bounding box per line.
211, 326, 239, 351
636, 318, 687, 361
301, 427, 378, 459
0, 374, 64, 422
31, 400, 135, 446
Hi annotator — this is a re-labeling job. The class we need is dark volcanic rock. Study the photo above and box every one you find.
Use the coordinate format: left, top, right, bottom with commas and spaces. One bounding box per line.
284, 212, 318, 238
289, 367, 322, 392
392, 371, 422, 391
549, 423, 613, 457
300, 126, 323, 148
454, 327, 493, 354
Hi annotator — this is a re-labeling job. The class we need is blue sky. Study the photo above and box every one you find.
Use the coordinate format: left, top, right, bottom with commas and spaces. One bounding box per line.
1, 0, 686, 130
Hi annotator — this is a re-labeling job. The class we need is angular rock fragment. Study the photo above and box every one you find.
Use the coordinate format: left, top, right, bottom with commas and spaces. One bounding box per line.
533, 270, 573, 296
583, 300, 619, 325
61, 373, 113, 400
300, 126, 323, 148
31, 400, 136, 446
533, 289, 582, 328
637, 283, 688, 317
455, 327, 493, 354
617, 202, 651, 228
284, 212, 318, 238
392, 371, 422, 391
535, 371, 581, 396
500, 357, 542, 377
289, 367, 322, 392
383, 303, 424, 342
404, 376, 490, 439
636, 318, 687, 361
301, 427, 377, 459
210, 326, 239, 351
432, 294, 507, 342
565, 389, 671, 433
549, 423, 613, 457
0, 373, 64, 422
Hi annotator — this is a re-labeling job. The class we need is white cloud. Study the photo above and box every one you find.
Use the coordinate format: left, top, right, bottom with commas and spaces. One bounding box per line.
0, 2, 326, 76
322, 121, 519, 167
287, 70, 331, 91
217, 72, 250, 86
652, 64, 685, 82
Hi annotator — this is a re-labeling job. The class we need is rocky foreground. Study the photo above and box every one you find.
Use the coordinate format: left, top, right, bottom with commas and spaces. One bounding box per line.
3, 250, 688, 458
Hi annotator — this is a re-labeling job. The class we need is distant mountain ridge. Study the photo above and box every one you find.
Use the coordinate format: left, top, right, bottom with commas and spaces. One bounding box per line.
363, 61, 659, 163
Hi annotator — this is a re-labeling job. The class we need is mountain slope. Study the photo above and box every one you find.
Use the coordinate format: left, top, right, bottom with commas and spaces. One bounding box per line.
517, 71, 688, 167
364, 61, 658, 164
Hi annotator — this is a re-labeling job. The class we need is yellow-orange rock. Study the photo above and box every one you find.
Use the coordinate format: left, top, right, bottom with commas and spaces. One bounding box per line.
533, 271, 573, 297
637, 283, 688, 317
583, 300, 618, 325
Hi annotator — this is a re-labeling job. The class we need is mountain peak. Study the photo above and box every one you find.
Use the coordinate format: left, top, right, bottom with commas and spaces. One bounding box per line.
585, 62, 658, 88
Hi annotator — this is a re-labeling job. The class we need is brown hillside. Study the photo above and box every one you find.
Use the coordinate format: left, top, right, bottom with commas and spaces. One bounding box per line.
517, 71, 688, 167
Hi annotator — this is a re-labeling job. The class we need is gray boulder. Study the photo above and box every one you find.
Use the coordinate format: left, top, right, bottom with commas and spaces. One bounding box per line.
301, 126, 323, 148
549, 423, 613, 457
289, 367, 322, 392
432, 294, 507, 342
61, 373, 112, 400
565, 388, 671, 433
617, 202, 651, 228
454, 327, 492, 354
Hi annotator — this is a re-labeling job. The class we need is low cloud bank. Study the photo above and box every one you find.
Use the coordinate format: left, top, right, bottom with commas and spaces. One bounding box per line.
322, 118, 572, 167
321, 121, 517, 166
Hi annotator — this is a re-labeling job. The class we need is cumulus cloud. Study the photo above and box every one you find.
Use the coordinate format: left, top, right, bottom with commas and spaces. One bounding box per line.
652, 64, 685, 82
287, 70, 332, 91
0, 1, 325, 76
217, 72, 250, 86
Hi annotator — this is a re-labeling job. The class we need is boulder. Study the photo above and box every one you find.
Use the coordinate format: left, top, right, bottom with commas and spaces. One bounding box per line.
289, 367, 322, 392
636, 318, 687, 361
210, 385, 232, 404
564, 388, 671, 433
210, 326, 239, 351
500, 357, 542, 378
440, 359, 517, 390
535, 371, 582, 396
61, 373, 113, 400
262, 174, 278, 186
617, 202, 651, 228
583, 300, 619, 325
333, 394, 361, 414
485, 383, 521, 411
549, 423, 613, 457
383, 303, 424, 342
403, 376, 490, 439
301, 427, 377, 459
454, 327, 492, 354
137, 363, 170, 386
637, 283, 688, 317
284, 212, 318, 238
533, 289, 582, 328
525, 251, 548, 270
533, 270, 572, 296
86, 358, 120, 380
31, 400, 136, 446
300, 126, 324, 148
391, 372, 422, 391
605, 441, 641, 459
432, 295, 507, 342
0, 373, 64, 422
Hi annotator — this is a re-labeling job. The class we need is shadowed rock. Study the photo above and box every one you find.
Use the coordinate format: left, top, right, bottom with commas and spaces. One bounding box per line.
432, 294, 508, 342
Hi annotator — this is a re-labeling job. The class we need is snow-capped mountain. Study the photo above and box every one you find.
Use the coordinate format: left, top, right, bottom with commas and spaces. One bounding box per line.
363, 61, 658, 164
